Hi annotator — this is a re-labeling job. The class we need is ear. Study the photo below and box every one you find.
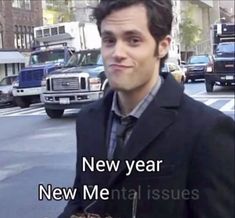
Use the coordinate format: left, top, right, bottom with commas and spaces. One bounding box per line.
158, 35, 172, 58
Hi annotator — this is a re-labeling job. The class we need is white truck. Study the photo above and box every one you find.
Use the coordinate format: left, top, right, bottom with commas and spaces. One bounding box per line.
41, 49, 110, 118
12, 21, 100, 108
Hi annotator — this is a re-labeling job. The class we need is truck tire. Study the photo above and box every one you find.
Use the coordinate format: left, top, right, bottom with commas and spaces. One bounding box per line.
11, 97, 18, 106
45, 108, 64, 119
205, 80, 214, 92
15, 97, 30, 108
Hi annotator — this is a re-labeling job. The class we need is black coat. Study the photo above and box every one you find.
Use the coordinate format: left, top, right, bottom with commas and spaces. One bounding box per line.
59, 74, 234, 218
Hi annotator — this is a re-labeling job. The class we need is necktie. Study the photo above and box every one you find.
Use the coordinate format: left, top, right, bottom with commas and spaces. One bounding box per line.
113, 116, 136, 159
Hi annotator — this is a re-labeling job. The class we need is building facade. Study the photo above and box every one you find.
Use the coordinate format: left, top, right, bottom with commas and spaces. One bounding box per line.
73, 0, 99, 23
220, 0, 234, 23
42, 0, 99, 25
0, 0, 43, 80
169, 0, 181, 64
180, 0, 221, 60
42, 0, 75, 25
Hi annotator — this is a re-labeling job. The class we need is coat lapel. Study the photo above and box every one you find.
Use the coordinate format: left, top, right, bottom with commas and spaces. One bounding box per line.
79, 91, 113, 159
108, 74, 184, 187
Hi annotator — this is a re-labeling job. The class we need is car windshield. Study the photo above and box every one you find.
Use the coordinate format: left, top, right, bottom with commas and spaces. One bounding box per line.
0, 77, 16, 86
65, 51, 102, 67
188, 56, 210, 64
216, 42, 235, 54
30, 49, 65, 65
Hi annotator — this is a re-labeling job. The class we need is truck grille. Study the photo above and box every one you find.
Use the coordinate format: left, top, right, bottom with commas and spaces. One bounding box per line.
214, 60, 235, 73
52, 77, 82, 91
188, 66, 204, 71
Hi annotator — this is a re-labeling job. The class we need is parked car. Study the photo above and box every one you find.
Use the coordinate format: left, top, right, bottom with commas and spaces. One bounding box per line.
205, 42, 235, 92
0, 75, 18, 105
161, 62, 186, 84
185, 54, 213, 82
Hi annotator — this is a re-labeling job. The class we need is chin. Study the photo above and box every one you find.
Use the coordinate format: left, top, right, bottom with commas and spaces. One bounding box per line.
109, 85, 123, 92
111, 86, 132, 93
109, 80, 132, 92
109, 83, 126, 92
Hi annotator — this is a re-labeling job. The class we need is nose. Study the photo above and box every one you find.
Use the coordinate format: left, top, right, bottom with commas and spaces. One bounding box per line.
112, 41, 127, 62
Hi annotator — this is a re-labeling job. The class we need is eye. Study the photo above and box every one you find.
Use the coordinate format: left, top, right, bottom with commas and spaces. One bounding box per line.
102, 37, 116, 47
128, 37, 141, 46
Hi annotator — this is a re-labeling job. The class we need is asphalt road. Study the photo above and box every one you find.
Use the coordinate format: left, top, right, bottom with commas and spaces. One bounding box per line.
0, 81, 234, 218
0, 116, 77, 218
184, 81, 234, 119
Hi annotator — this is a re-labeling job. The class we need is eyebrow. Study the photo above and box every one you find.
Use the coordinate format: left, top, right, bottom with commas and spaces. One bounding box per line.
101, 31, 114, 37
101, 30, 143, 37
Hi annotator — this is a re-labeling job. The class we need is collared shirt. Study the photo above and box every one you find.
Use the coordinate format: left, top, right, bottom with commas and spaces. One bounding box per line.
107, 76, 163, 159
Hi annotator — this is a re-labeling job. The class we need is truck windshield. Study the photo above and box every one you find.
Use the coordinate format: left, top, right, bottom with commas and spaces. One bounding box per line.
216, 42, 235, 54
30, 50, 64, 65
188, 56, 210, 64
66, 51, 101, 67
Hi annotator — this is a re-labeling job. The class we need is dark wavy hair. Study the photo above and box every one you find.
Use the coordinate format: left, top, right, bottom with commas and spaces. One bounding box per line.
93, 0, 173, 68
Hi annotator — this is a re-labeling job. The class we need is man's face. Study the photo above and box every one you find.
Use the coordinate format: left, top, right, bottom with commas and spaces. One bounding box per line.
100, 4, 170, 94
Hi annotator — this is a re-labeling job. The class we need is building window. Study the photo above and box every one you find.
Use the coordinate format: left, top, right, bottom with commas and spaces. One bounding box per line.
22, 26, 27, 49
15, 25, 24, 49
23, 26, 33, 49
12, 0, 24, 8
12, 64, 16, 75
7, 64, 13, 76
29, 27, 34, 49
24, 0, 31, 10
0, 23, 3, 48
24, 26, 27, 49
26, 33, 30, 49
31, 26, 34, 40
14, 25, 19, 49
5, 64, 8, 77
12, 0, 31, 10
16, 26, 32, 49
14, 25, 33, 50
19, 27, 23, 49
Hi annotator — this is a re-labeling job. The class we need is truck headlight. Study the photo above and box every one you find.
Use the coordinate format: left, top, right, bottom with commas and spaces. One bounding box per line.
12, 80, 19, 88
206, 66, 213, 72
41, 79, 47, 86
89, 77, 101, 91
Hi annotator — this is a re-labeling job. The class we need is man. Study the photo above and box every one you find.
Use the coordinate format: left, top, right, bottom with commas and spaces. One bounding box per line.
59, 0, 234, 217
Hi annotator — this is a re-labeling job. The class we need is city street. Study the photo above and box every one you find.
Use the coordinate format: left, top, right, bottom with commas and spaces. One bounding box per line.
0, 0, 234, 217
0, 81, 234, 218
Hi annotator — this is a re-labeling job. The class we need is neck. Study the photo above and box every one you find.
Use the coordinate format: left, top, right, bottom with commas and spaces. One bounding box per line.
117, 74, 159, 116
